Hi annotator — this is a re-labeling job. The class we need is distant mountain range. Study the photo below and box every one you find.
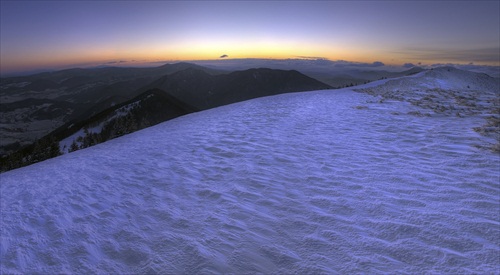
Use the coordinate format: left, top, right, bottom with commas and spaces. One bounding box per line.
1, 63, 331, 170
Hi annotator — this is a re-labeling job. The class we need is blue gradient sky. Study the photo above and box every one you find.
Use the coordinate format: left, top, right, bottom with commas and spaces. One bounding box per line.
1, 1, 499, 74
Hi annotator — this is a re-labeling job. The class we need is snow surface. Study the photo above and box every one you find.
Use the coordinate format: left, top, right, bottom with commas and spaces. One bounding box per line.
1, 87, 499, 274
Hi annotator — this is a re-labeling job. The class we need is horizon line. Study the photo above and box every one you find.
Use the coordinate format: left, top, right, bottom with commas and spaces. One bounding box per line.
1, 58, 499, 78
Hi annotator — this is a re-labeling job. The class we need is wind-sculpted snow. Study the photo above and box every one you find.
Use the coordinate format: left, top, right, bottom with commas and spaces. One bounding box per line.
1, 87, 499, 273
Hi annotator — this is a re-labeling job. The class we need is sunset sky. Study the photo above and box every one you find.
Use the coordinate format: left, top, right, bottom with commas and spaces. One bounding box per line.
1, 1, 499, 75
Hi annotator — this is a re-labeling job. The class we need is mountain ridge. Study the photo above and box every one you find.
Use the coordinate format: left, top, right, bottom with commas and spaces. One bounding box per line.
148, 67, 332, 109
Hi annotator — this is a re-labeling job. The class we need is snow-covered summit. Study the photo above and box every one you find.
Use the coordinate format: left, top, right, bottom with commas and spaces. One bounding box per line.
355, 66, 499, 151
1, 84, 499, 273
422, 66, 498, 90
359, 66, 499, 92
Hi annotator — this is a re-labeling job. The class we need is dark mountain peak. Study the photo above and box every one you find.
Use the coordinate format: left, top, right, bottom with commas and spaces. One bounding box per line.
171, 66, 213, 77
151, 67, 214, 91
157, 62, 211, 72
227, 67, 327, 82
205, 67, 331, 108
232, 67, 296, 74
154, 62, 224, 77
146, 67, 331, 110
157, 61, 197, 69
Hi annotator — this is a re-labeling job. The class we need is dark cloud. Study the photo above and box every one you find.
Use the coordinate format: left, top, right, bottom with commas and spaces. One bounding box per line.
104, 60, 127, 65
332, 60, 385, 68
403, 63, 416, 68
300, 58, 334, 66
220, 54, 228, 59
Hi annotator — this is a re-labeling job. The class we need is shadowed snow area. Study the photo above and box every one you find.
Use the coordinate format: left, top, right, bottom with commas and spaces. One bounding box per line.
1, 85, 499, 273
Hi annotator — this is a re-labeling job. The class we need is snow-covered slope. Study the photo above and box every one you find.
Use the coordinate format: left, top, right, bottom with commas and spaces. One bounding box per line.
356, 67, 500, 151
1, 84, 499, 273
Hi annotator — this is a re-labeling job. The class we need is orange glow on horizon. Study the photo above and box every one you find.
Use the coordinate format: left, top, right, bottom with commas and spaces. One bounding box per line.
2, 43, 499, 74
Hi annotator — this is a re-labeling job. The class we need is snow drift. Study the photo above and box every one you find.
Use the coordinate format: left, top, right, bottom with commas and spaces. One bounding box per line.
1, 81, 499, 273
